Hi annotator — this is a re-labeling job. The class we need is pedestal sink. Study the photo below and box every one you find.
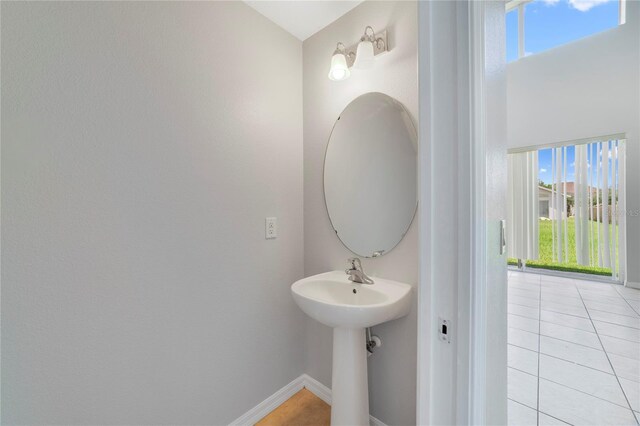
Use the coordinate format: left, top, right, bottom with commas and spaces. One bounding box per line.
291, 271, 412, 425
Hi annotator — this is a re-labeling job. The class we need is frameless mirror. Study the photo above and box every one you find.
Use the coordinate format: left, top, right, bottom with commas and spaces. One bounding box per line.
324, 92, 417, 258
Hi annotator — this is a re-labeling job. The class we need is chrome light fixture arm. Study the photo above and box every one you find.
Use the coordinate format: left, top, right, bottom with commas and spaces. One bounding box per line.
333, 42, 356, 68
328, 26, 389, 80
361, 26, 386, 52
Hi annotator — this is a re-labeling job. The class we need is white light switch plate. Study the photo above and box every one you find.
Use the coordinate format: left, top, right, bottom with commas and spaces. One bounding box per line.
265, 217, 277, 239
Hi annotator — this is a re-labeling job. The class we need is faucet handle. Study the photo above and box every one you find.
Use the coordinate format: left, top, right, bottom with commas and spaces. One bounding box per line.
347, 257, 362, 270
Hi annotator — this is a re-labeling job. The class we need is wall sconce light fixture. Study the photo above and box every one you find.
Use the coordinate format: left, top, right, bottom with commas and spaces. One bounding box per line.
328, 26, 388, 81
328, 43, 353, 81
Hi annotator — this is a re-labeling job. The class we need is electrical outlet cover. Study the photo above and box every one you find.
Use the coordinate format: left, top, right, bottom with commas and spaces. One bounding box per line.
265, 217, 277, 239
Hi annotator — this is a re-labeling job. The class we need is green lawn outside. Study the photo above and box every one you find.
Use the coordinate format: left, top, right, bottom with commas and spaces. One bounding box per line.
509, 218, 618, 277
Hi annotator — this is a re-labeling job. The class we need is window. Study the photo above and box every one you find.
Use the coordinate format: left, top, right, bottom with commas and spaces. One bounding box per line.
506, 9, 519, 62
506, 0, 623, 62
508, 139, 627, 280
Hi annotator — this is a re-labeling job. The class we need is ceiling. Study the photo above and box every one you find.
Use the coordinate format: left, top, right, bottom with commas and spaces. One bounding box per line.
244, 1, 364, 41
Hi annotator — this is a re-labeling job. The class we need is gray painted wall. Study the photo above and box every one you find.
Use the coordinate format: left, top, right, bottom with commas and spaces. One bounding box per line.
302, 2, 418, 425
1, 2, 305, 424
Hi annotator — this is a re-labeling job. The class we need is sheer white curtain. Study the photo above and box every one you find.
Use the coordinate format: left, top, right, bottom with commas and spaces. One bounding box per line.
574, 144, 590, 265
551, 147, 568, 262
587, 140, 626, 281
508, 151, 539, 260
509, 141, 625, 280
553, 140, 626, 280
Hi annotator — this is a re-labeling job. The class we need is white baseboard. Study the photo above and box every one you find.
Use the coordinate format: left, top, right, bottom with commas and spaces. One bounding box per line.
625, 281, 640, 290
300, 373, 332, 405
368, 414, 388, 426
228, 375, 305, 426
229, 373, 387, 426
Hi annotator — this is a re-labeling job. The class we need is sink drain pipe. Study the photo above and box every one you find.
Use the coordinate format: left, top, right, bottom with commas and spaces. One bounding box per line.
366, 327, 382, 356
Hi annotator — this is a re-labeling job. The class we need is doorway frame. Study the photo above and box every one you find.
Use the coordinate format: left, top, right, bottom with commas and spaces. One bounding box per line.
416, 1, 507, 425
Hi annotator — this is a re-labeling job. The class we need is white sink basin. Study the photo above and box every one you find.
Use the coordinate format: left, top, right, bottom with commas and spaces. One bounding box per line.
291, 271, 412, 426
291, 271, 411, 328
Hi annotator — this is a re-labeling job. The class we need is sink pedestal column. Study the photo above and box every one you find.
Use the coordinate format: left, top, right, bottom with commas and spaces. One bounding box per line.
331, 327, 369, 425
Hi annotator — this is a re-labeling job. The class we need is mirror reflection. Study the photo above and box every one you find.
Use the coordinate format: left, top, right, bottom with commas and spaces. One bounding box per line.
324, 92, 417, 258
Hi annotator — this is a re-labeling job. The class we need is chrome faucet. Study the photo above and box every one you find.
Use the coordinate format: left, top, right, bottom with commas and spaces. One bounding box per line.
346, 258, 374, 284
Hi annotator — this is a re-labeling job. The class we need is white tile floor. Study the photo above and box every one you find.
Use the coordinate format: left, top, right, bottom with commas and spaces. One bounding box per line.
508, 271, 640, 426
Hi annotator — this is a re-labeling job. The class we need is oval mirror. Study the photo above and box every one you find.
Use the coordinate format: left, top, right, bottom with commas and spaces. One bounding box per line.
324, 92, 417, 258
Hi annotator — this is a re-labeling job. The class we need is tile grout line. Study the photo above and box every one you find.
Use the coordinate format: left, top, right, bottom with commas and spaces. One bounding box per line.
509, 364, 636, 410
507, 398, 571, 425
540, 331, 610, 351
508, 365, 538, 378
510, 311, 640, 344
581, 316, 640, 330
508, 300, 542, 309
581, 296, 635, 304
508, 341, 539, 353
509, 345, 620, 378
590, 319, 640, 332
536, 304, 640, 331
583, 306, 640, 320
614, 285, 640, 318
509, 275, 640, 425
536, 410, 572, 426
508, 396, 537, 413
509, 396, 575, 425
507, 310, 540, 322
539, 376, 635, 411
537, 306, 589, 320
575, 284, 639, 424
584, 300, 640, 318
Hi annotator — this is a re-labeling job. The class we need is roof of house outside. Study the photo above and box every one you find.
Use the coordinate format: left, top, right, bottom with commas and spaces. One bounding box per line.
550, 182, 599, 197
539, 185, 573, 199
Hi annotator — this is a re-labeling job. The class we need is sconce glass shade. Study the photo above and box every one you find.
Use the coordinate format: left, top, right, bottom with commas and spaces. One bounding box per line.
328, 52, 350, 81
353, 40, 374, 69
